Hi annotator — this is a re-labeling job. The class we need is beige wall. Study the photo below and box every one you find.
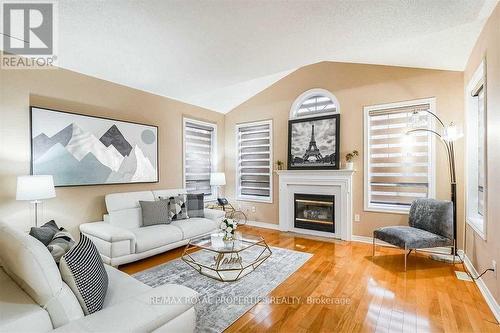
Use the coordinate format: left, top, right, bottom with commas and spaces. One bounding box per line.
463, 4, 500, 305
0, 67, 225, 236
225, 61, 464, 240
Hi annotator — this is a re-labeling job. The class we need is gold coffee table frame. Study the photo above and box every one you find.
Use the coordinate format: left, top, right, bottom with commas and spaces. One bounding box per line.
181, 234, 272, 282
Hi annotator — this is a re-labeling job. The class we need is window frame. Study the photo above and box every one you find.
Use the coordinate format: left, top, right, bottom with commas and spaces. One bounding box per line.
465, 60, 487, 240
235, 119, 273, 204
182, 117, 218, 202
363, 98, 437, 214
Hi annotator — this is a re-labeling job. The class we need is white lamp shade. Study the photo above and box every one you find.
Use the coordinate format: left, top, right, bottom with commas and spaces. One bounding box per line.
16, 175, 56, 201
210, 172, 226, 186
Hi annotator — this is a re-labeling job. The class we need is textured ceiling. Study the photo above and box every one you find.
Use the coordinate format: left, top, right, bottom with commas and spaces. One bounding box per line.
51, 0, 498, 113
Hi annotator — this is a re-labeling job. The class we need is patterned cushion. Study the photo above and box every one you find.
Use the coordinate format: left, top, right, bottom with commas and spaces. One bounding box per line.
59, 234, 108, 315
186, 193, 205, 218
47, 228, 75, 263
163, 195, 189, 221
29, 220, 59, 246
139, 200, 171, 227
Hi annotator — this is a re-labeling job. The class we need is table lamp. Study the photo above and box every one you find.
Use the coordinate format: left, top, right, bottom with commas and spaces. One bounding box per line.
210, 172, 226, 200
16, 175, 56, 227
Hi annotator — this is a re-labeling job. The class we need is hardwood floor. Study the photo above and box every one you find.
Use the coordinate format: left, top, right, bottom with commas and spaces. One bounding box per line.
120, 226, 499, 332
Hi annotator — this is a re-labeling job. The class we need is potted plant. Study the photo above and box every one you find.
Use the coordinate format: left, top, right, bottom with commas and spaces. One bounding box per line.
276, 160, 284, 171
345, 150, 359, 170
220, 218, 237, 241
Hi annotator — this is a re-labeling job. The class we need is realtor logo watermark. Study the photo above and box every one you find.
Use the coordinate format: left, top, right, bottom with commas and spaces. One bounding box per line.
1, 1, 58, 69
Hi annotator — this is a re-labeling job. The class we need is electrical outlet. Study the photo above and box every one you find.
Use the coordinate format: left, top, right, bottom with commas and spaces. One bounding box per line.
493, 260, 497, 277
354, 214, 360, 222
251, 206, 256, 213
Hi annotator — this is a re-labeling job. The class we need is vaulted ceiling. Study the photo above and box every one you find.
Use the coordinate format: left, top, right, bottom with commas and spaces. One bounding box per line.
53, 0, 498, 113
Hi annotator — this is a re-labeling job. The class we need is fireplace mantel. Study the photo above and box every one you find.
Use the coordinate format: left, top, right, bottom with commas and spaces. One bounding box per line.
277, 169, 354, 240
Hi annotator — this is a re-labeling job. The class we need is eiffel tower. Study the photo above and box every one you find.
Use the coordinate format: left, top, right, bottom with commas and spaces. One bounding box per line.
303, 124, 323, 162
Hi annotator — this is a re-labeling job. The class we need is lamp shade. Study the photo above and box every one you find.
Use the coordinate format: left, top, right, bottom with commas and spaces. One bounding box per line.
16, 175, 56, 201
210, 172, 226, 186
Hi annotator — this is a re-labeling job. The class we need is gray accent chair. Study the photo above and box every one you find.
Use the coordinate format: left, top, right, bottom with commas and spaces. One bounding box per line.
372, 198, 454, 271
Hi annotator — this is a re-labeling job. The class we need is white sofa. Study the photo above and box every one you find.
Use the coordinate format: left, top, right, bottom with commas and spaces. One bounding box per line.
0, 222, 198, 332
79, 189, 225, 266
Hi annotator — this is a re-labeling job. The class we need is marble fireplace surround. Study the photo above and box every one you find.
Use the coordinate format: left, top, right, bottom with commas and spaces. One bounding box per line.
277, 170, 354, 240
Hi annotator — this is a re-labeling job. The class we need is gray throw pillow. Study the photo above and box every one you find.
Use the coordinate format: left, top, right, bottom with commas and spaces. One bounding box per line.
47, 228, 75, 263
165, 195, 189, 221
139, 200, 171, 227
187, 193, 205, 218
29, 220, 59, 246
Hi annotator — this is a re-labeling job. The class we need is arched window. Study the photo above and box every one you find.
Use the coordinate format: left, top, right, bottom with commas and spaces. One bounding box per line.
290, 88, 340, 119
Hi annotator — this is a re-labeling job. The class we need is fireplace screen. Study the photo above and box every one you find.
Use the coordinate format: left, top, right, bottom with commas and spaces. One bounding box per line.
294, 193, 335, 233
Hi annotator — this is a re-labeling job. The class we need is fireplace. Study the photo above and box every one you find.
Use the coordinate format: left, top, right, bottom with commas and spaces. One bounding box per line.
294, 193, 335, 233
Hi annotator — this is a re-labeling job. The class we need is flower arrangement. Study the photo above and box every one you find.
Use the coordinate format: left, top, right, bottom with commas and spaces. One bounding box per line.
345, 150, 359, 162
220, 218, 237, 240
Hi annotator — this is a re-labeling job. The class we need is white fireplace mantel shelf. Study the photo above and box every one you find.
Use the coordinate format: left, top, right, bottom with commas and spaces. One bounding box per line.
277, 169, 355, 241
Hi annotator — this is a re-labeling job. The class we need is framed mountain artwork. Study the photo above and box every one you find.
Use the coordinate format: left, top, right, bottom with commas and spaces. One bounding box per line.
287, 114, 340, 170
30, 106, 159, 186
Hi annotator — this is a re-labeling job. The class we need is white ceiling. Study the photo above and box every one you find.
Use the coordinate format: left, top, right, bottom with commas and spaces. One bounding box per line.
55, 0, 497, 113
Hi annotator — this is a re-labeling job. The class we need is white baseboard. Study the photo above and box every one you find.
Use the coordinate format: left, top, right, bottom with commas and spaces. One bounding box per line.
244, 220, 280, 230
460, 250, 500, 323
350, 235, 452, 254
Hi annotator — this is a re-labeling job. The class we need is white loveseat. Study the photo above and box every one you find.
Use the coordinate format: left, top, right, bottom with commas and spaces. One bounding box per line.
0, 222, 198, 332
79, 189, 225, 266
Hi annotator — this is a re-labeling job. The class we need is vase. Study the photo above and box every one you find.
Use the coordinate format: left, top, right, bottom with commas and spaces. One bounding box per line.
346, 162, 354, 170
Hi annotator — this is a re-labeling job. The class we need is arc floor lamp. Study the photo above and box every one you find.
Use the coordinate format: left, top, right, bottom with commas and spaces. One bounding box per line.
407, 110, 462, 261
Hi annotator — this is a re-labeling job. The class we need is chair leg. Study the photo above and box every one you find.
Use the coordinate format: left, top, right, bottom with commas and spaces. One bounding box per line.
372, 237, 375, 257
452, 245, 456, 265
404, 245, 407, 271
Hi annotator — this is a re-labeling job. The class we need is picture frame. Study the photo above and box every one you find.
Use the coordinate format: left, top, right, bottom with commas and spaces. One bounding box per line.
287, 114, 340, 170
30, 106, 159, 187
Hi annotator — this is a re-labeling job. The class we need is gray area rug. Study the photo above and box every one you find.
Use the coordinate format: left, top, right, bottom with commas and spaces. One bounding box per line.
133, 246, 312, 333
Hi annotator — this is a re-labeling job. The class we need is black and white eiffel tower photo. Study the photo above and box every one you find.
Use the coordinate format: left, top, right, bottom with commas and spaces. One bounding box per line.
288, 115, 339, 169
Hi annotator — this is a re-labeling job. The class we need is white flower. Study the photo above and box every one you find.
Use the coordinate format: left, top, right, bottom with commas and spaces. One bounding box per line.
226, 226, 233, 233
220, 223, 227, 230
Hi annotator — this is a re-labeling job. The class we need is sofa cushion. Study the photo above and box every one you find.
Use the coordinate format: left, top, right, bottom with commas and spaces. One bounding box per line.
105, 191, 155, 212
0, 222, 84, 328
170, 218, 219, 239
0, 268, 53, 333
47, 228, 75, 263
163, 195, 189, 221
186, 193, 205, 218
102, 265, 150, 308
60, 234, 109, 315
139, 200, 171, 227
106, 207, 143, 229
29, 220, 60, 246
131, 225, 184, 253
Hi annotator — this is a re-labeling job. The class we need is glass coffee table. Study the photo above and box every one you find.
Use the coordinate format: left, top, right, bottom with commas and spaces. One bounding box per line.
181, 233, 272, 282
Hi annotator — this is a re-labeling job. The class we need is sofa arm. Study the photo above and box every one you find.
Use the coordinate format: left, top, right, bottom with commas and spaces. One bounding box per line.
80, 222, 135, 243
53, 284, 198, 333
204, 208, 225, 222
80, 222, 136, 261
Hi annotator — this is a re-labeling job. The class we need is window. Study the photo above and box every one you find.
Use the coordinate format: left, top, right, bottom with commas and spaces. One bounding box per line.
364, 98, 436, 213
290, 88, 339, 119
183, 118, 217, 200
466, 61, 487, 238
236, 120, 273, 203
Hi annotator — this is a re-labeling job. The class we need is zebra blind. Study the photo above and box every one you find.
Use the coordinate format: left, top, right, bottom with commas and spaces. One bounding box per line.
366, 100, 434, 211
296, 94, 337, 118
237, 120, 273, 202
184, 119, 216, 199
